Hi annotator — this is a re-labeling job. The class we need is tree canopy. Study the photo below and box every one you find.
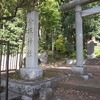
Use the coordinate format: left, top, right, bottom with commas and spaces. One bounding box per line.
0, 0, 100, 59
0, 0, 45, 21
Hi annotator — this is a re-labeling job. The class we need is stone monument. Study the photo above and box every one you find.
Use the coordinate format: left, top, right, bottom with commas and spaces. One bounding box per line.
20, 11, 43, 80
39, 52, 48, 64
87, 40, 95, 59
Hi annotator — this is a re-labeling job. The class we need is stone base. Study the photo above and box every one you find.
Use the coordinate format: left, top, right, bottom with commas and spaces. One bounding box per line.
20, 67, 43, 80
70, 66, 92, 80
71, 66, 87, 75
39, 88, 53, 100
87, 54, 95, 59
68, 73, 89, 80
21, 95, 33, 100
1, 75, 66, 98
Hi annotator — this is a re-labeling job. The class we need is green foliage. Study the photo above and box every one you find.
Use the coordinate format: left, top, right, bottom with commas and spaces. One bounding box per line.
0, 10, 25, 46
60, 1, 100, 59
83, 1, 100, 46
60, 9, 76, 57
83, 14, 100, 44
0, 0, 18, 17
38, 0, 61, 51
95, 45, 100, 58
0, 10, 25, 55
95, 50, 100, 58
68, 52, 76, 59
39, 41, 48, 52
55, 34, 66, 53
0, 0, 100, 61
0, 0, 45, 20
47, 50, 66, 62
47, 50, 55, 62
84, 49, 87, 59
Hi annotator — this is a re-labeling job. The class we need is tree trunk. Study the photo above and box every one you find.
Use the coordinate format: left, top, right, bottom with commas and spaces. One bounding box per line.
19, 32, 25, 69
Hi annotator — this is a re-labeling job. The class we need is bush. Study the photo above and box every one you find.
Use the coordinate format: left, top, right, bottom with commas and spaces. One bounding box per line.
47, 51, 55, 62
47, 50, 66, 62
95, 45, 100, 58
55, 34, 67, 54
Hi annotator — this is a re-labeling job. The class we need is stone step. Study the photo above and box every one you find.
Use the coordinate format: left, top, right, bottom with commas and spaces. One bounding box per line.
0, 91, 21, 100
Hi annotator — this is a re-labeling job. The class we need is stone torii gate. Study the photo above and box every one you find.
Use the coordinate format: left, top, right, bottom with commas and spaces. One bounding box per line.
60, 0, 100, 75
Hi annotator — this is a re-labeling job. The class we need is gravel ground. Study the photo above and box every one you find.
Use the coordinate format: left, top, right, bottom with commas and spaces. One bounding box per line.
52, 88, 100, 100
43, 64, 100, 100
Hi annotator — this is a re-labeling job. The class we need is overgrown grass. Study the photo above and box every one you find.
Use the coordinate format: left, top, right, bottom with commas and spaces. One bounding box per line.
43, 71, 62, 79
2, 70, 62, 81
1, 71, 21, 80
95, 45, 100, 58
47, 50, 67, 63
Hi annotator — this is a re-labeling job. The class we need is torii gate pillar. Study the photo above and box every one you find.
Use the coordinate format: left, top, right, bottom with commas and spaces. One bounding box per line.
75, 5, 83, 67
71, 4, 86, 75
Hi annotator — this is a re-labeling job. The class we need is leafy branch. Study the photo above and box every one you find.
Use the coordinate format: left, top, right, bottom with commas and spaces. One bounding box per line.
0, 0, 25, 21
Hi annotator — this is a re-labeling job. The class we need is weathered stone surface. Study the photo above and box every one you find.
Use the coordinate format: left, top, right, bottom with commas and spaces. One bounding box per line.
66, 59, 100, 65
20, 11, 43, 80
60, 0, 98, 11
1, 75, 67, 98
39, 52, 48, 64
85, 58, 100, 65
20, 67, 43, 80
0, 91, 21, 100
21, 95, 33, 100
87, 40, 95, 59
75, 5, 83, 67
82, 6, 100, 17
39, 88, 53, 100
71, 66, 88, 75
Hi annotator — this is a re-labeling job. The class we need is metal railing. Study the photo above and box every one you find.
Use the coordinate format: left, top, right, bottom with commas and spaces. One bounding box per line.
0, 41, 19, 72
0, 40, 19, 100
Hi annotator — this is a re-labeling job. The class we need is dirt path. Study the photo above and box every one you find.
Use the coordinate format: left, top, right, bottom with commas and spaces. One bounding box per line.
42, 63, 100, 100
52, 88, 100, 100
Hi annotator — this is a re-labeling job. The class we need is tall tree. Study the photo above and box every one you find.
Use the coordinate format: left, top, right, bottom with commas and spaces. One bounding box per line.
38, 0, 61, 51
0, 10, 25, 45
0, 0, 45, 21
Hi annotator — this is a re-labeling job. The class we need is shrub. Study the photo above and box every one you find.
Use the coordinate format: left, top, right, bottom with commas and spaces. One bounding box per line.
55, 34, 67, 54
95, 45, 100, 58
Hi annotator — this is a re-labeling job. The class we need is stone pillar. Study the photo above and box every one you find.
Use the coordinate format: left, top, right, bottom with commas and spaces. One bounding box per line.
20, 11, 43, 80
71, 5, 86, 75
75, 5, 83, 67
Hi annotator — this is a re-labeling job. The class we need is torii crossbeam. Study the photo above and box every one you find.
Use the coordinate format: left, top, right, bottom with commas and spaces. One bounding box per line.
61, 0, 99, 11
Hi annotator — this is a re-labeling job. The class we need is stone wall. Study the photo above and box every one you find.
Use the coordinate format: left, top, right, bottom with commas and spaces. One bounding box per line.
1, 75, 67, 99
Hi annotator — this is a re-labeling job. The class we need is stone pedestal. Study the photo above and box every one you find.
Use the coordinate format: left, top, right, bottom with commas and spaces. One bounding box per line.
71, 66, 89, 80
87, 54, 95, 59
20, 68, 43, 80
20, 11, 43, 80
71, 66, 87, 75
39, 88, 53, 100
